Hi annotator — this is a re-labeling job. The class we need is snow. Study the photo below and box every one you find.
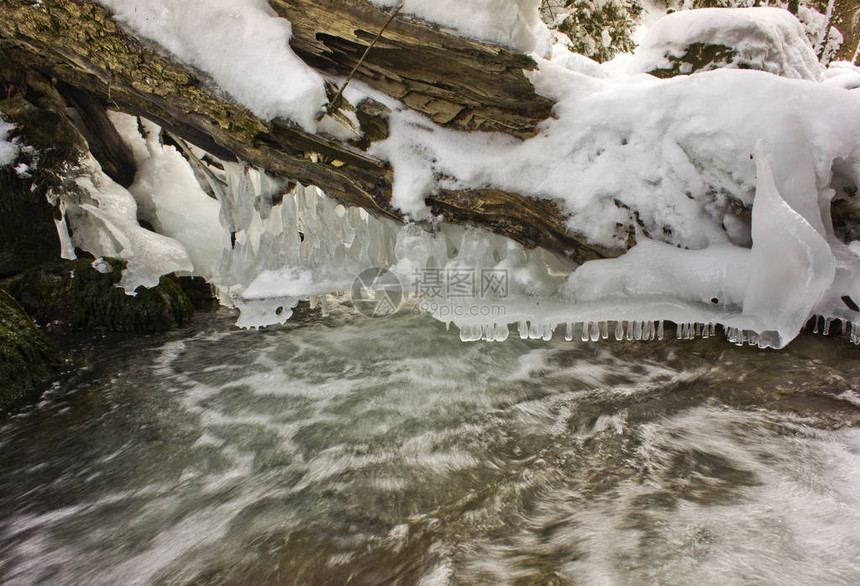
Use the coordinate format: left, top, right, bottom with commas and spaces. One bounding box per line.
94, 0, 325, 130
628, 8, 824, 80
369, 0, 542, 52
823, 61, 860, 90
0, 116, 19, 167
367, 65, 860, 257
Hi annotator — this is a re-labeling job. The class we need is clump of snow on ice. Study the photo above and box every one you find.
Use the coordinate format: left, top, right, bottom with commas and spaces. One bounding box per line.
95, 0, 325, 129
0, 116, 19, 167
370, 0, 542, 52
628, 7, 824, 80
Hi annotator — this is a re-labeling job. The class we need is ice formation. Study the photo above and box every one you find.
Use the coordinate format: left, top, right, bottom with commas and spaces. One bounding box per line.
50, 6, 860, 348
64, 154, 194, 292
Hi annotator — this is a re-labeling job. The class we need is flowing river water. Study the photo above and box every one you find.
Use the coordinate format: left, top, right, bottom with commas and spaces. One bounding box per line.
1, 303, 860, 584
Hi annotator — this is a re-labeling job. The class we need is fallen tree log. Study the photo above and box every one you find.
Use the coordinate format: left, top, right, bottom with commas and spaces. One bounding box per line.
270, 0, 555, 137
0, 0, 617, 265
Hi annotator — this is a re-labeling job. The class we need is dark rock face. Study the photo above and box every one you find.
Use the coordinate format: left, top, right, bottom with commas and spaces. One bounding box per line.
0, 85, 87, 278
2, 258, 195, 333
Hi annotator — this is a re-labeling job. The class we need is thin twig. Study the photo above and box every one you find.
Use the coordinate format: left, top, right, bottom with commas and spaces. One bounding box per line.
321, 3, 403, 120
542, 0, 555, 22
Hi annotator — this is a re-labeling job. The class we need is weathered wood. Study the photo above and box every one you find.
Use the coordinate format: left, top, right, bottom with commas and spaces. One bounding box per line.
0, 0, 611, 264
428, 189, 616, 265
269, 0, 555, 137
60, 84, 137, 187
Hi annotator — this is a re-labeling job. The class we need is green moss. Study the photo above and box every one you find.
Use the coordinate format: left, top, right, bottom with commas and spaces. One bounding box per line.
0, 290, 54, 411
1, 258, 194, 333
648, 42, 739, 78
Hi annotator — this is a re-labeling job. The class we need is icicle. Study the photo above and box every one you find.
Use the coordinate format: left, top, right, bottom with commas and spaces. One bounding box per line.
852, 323, 859, 345
675, 321, 683, 340
702, 322, 710, 339
694, 323, 701, 337
590, 321, 600, 342
842, 319, 848, 335
657, 321, 664, 341
582, 322, 590, 342
518, 320, 529, 340
824, 318, 832, 336
601, 321, 609, 340
710, 323, 716, 337
615, 321, 624, 341
565, 322, 573, 342
543, 323, 554, 341
626, 320, 634, 341
482, 323, 493, 341
320, 295, 329, 317
495, 322, 510, 342
813, 315, 820, 334
747, 332, 758, 346
459, 324, 482, 342
529, 321, 542, 340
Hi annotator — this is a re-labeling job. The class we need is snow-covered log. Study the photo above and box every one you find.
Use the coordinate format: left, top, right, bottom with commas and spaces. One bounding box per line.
0, 0, 610, 263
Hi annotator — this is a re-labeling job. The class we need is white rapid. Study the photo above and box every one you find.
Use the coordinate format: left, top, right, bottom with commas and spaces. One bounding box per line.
0, 309, 858, 583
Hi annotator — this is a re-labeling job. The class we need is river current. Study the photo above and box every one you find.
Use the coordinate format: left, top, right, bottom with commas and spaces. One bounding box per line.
1, 303, 859, 584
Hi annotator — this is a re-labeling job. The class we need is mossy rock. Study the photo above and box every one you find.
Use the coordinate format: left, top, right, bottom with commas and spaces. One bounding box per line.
0, 290, 54, 411
1, 258, 195, 333
0, 85, 89, 278
648, 42, 739, 78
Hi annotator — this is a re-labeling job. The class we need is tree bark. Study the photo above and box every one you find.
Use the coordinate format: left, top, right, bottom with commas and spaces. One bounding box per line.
270, 0, 554, 137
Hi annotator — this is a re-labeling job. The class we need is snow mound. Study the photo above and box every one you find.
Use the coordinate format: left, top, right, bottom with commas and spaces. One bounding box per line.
370, 0, 542, 52
628, 7, 824, 80
95, 0, 326, 130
